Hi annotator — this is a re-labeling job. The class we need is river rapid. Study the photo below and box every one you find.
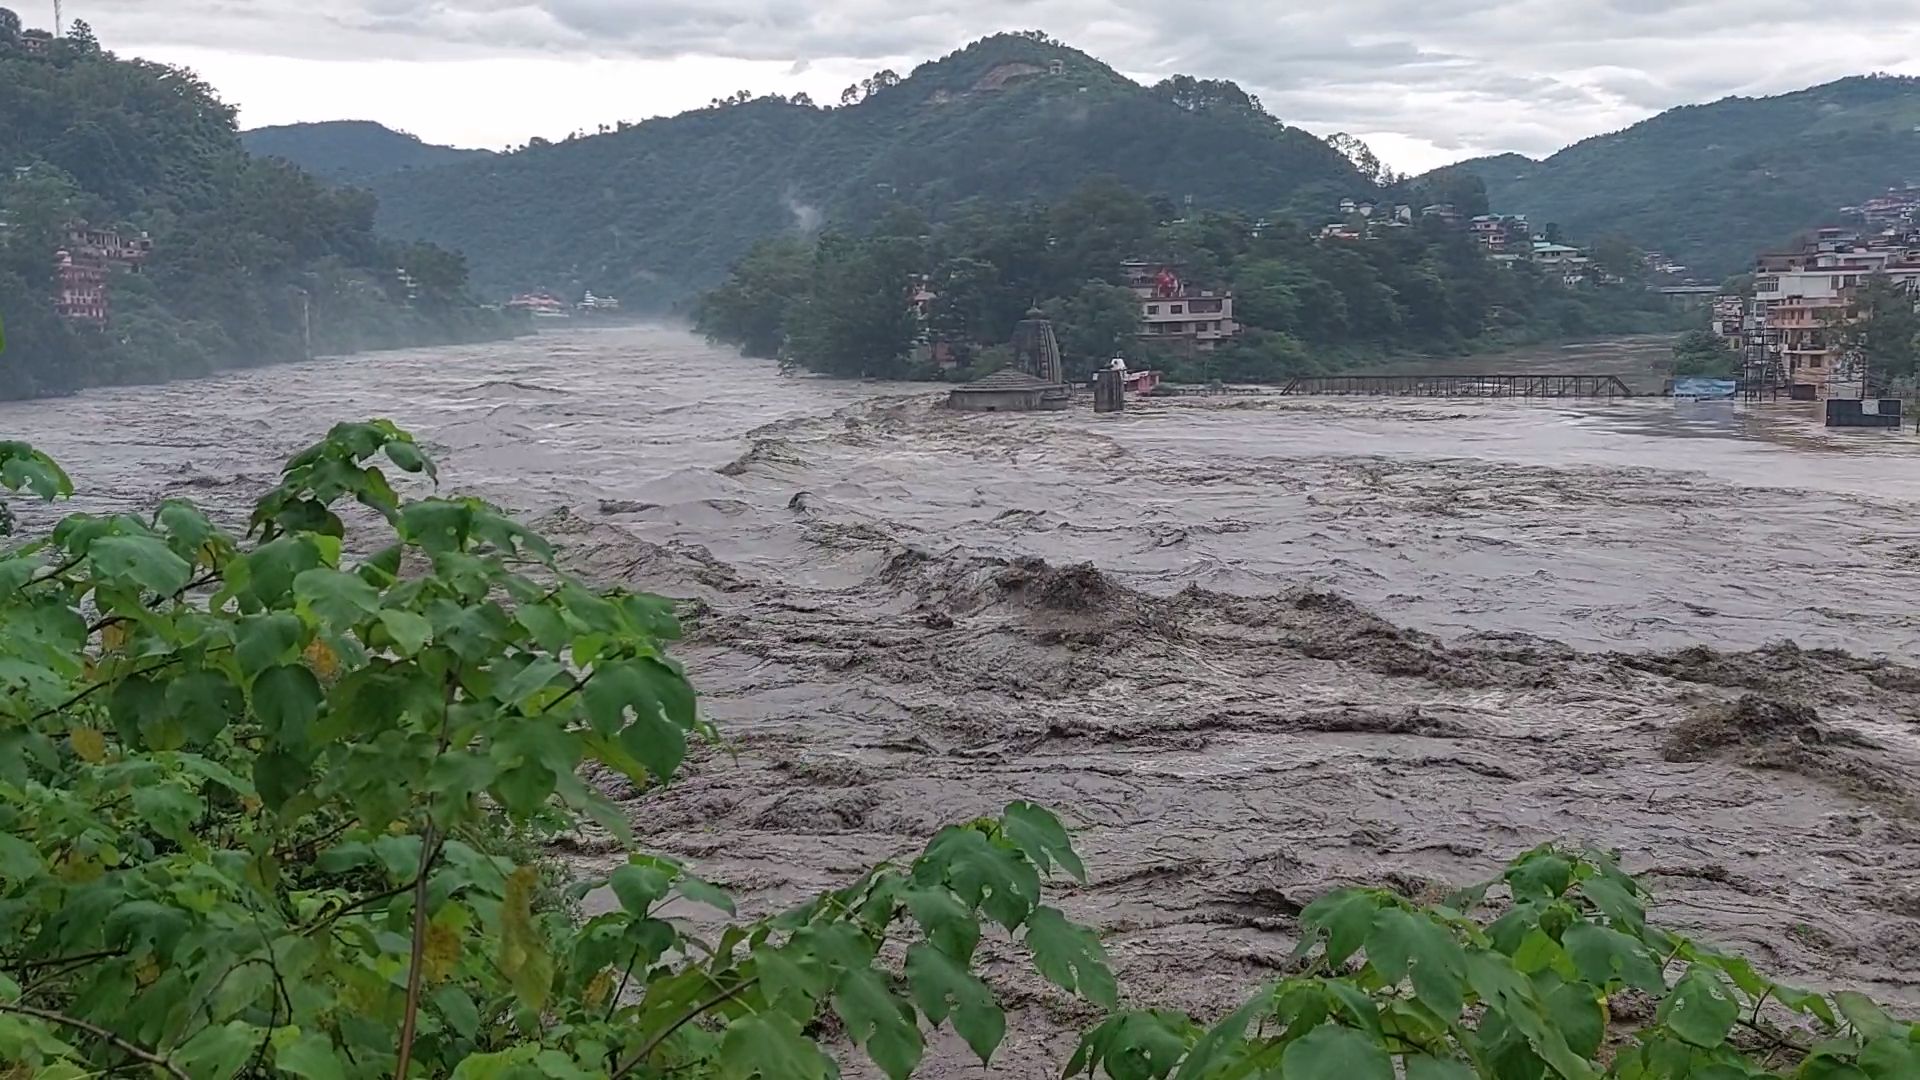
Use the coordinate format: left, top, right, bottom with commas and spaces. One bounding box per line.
8, 324, 1920, 1073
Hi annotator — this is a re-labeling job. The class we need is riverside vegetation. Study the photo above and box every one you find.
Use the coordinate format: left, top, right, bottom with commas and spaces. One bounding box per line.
0, 13, 519, 401
2, 359, 1916, 1074
693, 183, 1684, 385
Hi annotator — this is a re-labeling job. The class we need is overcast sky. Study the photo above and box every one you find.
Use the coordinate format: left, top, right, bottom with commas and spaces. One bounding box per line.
45, 0, 1920, 174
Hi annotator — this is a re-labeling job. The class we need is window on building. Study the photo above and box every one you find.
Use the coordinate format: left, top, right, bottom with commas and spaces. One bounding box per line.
1146, 304, 1159, 314
1810, 356, 1823, 368
1171, 304, 1184, 314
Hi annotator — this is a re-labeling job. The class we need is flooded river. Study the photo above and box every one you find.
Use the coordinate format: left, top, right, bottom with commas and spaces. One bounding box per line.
8, 325, 1920, 1073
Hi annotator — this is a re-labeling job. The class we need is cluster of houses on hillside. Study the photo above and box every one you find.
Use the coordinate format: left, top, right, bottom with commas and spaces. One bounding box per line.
1713, 219, 1920, 399
44, 223, 152, 325
1319, 202, 1608, 286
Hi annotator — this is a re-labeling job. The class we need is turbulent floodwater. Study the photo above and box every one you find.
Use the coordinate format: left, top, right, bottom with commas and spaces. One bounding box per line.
9, 325, 1920, 1073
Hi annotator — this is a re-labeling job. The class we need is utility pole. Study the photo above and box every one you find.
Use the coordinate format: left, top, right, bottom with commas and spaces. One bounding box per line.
52, 0, 62, 35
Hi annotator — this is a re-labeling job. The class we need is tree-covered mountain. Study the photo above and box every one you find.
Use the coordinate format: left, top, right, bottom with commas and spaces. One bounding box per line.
1426, 75, 1920, 276
363, 32, 1374, 305
242, 120, 495, 185
0, 16, 517, 400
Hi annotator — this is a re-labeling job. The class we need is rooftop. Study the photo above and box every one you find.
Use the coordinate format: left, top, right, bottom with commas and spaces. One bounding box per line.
956, 369, 1057, 391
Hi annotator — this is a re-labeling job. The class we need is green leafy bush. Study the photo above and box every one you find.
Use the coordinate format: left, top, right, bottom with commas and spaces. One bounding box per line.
1068, 845, 1919, 1079
0, 421, 1106, 1077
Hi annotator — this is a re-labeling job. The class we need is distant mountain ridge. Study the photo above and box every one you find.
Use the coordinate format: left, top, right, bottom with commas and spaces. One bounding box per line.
242, 120, 493, 185
1423, 75, 1920, 276
346, 33, 1371, 303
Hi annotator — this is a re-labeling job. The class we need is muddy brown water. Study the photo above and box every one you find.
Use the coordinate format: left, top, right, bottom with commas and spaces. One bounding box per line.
8, 325, 1920, 1073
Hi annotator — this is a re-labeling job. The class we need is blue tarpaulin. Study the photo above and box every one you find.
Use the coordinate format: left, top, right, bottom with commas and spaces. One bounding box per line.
1672, 378, 1738, 400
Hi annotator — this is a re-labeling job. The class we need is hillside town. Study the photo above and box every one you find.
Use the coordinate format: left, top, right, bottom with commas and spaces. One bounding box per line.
1711, 186, 1920, 399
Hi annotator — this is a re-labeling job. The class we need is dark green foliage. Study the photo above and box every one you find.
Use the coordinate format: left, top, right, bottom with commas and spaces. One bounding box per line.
0, 424, 1109, 1076
1835, 273, 1920, 386
242, 121, 496, 185
699, 183, 1685, 384
0, 38, 517, 401
1429, 75, 1920, 276
1671, 330, 1738, 378
362, 33, 1369, 304
1067, 845, 1920, 1079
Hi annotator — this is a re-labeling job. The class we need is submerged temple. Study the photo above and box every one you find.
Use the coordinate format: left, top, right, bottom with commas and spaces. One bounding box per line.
947, 308, 1072, 412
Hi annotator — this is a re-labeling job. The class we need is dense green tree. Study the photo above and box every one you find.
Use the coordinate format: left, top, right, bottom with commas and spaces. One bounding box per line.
64, 17, 98, 54
1045, 281, 1141, 368
1671, 328, 1738, 377
0, 7, 19, 46
0, 34, 515, 400
1836, 273, 1920, 384
698, 178, 1685, 383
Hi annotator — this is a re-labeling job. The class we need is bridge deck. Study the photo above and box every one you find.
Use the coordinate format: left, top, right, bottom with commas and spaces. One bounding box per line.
1279, 373, 1635, 398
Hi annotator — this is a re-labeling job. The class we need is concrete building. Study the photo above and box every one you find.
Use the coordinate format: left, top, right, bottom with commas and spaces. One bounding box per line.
1121, 261, 1240, 352
54, 251, 107, 324
1469, 214, 1529, 254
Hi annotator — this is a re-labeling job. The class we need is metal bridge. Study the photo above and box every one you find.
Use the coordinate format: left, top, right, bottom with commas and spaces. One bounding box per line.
1278, 373, 1636, 398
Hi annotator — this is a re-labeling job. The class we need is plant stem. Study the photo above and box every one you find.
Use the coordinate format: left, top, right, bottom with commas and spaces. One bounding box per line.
612, 976, 759, 1077
0, 1002, 189, 1079
393, 821, 440, 1080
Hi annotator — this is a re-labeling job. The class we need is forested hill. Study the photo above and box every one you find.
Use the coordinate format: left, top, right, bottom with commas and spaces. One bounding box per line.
243, 120, 495, 184
363, 32, 1372, 305
0, 16, 517, 400
1424, 75, 1920, 276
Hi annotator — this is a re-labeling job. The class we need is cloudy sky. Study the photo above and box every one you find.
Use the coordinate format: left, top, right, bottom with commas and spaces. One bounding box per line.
49, 0, 1920, 173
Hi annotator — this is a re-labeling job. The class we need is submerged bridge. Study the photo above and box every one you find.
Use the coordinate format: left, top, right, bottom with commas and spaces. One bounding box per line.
1278, 373, 1636, 398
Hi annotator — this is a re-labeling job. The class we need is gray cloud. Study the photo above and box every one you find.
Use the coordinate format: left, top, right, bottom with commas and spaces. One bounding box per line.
71, 0, 1920, 168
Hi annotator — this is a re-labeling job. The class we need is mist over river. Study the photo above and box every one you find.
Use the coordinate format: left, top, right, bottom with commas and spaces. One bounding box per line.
9, 325, 1920, 1074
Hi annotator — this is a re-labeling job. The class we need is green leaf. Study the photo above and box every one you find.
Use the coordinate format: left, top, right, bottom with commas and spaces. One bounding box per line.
175, 1020, 260, 1078
1174, 988, 1272, 1080
1505, 850, 1575, 900
384, 439, 434, 477
717, 1013, 834, 1079
247, 535, 321, 605
89, 534, 192, 595
902, 886, 982, 963
1542, 980, 1605, 1058
1300, 889, 1381, 967
1860, 1035, 1920, 1077
609, 864, 673, 915
1366, 908, 1467, 1020
1026, 905, 1117, 1009
1577, 875, 1647, 935
499, 656, 566, 708
1563, 921, 1666, 993
1002, 801, 1085, 881
1834, 990, 1898, 1041
294, 568, 382, 626
164, 669, 243, 746
433, 986, 481, 1040
255, 748, 312, 813
253, 664, 323, 749
906, 942, 1005, 1064
236, 612, 306, 676
676, 874, 736, 915
1658, 969, 1739, 1049
274, 1030, 347, 1080
0, 832, 43, 885
377, 609, 432, 656
1405, 1056, 1476, 1080
1280, 1023, 1393, 1080
131, 785, 203, 845
833, 966, 924, 1080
